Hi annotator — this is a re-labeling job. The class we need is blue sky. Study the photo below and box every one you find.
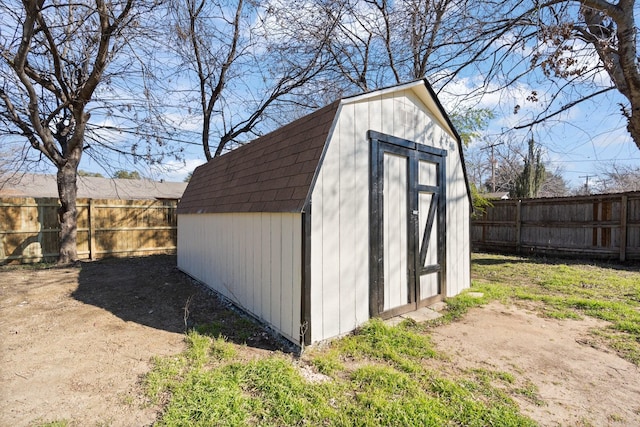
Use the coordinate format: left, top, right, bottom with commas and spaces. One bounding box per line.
75, 70, 640, 191
7, 0, 639, 192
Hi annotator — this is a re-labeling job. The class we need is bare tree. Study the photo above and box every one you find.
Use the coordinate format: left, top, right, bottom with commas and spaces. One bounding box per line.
502, 1, 640, 150
169, 0, 334, 161
538, 170, 571, 197
310, 0, 639, 152
314, 0, 501, 95
595, 163, 640, 193
0, 0, 174, 263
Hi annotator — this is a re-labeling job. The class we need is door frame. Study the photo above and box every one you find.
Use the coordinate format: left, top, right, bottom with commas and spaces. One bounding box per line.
368, 130, 447, 318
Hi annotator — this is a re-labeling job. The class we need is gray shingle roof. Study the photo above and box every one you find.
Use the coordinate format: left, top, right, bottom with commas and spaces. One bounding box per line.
0, 173, 187, 200
178, 101, 340, 214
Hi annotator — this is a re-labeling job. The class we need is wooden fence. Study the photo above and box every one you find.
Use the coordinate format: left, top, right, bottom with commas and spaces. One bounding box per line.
0, 197, 178, 263
472, 192, 640, 261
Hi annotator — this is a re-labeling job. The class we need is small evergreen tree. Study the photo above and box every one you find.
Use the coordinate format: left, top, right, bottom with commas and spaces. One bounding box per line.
512, 139, 545, 199
470, 183, 493, 219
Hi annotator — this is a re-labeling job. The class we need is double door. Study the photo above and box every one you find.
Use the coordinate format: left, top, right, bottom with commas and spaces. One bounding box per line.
369, 131, 446, 318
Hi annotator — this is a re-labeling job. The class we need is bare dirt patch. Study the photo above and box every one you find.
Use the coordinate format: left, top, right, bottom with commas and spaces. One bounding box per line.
2, 256, 640, 426
430, 301, 640, 426
0, 256, 281, 427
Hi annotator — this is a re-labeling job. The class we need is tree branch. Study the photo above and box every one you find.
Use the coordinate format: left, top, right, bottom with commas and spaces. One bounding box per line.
513, 86, 615, 129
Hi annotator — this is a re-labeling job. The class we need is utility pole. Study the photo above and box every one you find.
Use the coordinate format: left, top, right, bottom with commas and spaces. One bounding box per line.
579, 174, 594, 194
481, 142, 504, 192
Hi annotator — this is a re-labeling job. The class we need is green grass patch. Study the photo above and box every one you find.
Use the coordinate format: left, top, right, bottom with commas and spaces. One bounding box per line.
310, 349, 344, 377
147, 318, 536, 426
332, 318, 438, 372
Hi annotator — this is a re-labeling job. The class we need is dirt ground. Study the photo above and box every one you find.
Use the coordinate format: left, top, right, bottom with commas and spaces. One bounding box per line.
0, 256, 281, 426
430, 301, 640, 426
1, 256, 639, 426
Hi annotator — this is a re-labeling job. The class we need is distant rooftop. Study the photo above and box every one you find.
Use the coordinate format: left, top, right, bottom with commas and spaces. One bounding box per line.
484, 192, 510, 200
0, 173, 187, 200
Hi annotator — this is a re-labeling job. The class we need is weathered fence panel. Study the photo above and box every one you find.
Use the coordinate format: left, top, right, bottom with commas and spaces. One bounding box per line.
0, 197, 178, 263
472, 192, 640, 261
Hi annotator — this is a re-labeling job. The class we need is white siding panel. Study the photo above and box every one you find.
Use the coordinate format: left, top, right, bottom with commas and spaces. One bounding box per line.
369, 96, 382, 134
310, 169, 324, 343
270, 215, 282, 332
380, 93, 395, 135
309, 104, 371, 344
444, 136, 471, 297
261, 214, 271, 321
252, 215, 262, 318
291, 216, 302, 342
354, 101, 370, 325
338, 103, 357, 333
177, 213, 302, 344
321, 117, 342, 340
281, 214, 294, 339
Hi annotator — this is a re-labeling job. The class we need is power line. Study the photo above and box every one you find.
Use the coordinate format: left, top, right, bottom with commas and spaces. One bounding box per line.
548, 157, 640, 164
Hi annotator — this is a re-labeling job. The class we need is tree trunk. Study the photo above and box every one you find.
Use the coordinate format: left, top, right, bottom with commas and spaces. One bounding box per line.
628, 112, 640, 150
57, 163, 79, 264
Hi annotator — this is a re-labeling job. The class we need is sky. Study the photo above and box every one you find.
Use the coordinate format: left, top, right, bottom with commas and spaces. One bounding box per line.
4, 0, 639, 192
453, 75, 640, 190
132, 68, 640, 190
150, 2, 640, 191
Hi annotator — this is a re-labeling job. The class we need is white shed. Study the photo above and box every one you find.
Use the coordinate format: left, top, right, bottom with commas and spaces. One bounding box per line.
177, 79, 472, 349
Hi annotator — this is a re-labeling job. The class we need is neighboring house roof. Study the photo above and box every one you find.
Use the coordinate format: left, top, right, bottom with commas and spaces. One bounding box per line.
178, 101, 340, 214
178, 79, 469, 215
484, 192, 510, 200
0, 173, 187, 200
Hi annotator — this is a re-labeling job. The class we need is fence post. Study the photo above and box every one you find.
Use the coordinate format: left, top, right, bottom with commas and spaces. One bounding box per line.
620, 195, 628, 262
515, 200, 522, 254
88, 199, 96, 260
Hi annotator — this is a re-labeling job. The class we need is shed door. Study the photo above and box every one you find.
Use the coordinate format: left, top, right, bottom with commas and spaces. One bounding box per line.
369, 131, 447, 319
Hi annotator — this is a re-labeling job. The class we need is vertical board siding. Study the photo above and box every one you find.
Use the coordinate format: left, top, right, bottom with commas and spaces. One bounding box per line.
310, 169, 324, 340
1, 197, 178, 263
446, 143, 471, 296
472, 193, 640, 261
261, 214, 272, 321
177, 213, 302, 344
320, 106, 342, 340
338, 104, 358, 333
309, 89, 471, 343
354, 100, 370, 325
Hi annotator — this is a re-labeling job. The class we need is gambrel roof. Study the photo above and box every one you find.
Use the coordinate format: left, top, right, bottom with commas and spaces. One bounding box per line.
178, 101, 340, 214
178, 79, 470, 215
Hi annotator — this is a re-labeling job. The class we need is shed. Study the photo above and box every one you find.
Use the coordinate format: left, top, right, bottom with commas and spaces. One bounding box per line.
178, 79, 472, 348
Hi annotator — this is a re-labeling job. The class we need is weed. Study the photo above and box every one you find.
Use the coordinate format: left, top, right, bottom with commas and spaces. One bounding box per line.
34, 422, 69, 427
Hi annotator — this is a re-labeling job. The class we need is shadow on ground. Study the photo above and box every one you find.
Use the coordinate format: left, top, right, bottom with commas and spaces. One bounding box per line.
473, 252, 640, 272
72, 255, 284, 352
